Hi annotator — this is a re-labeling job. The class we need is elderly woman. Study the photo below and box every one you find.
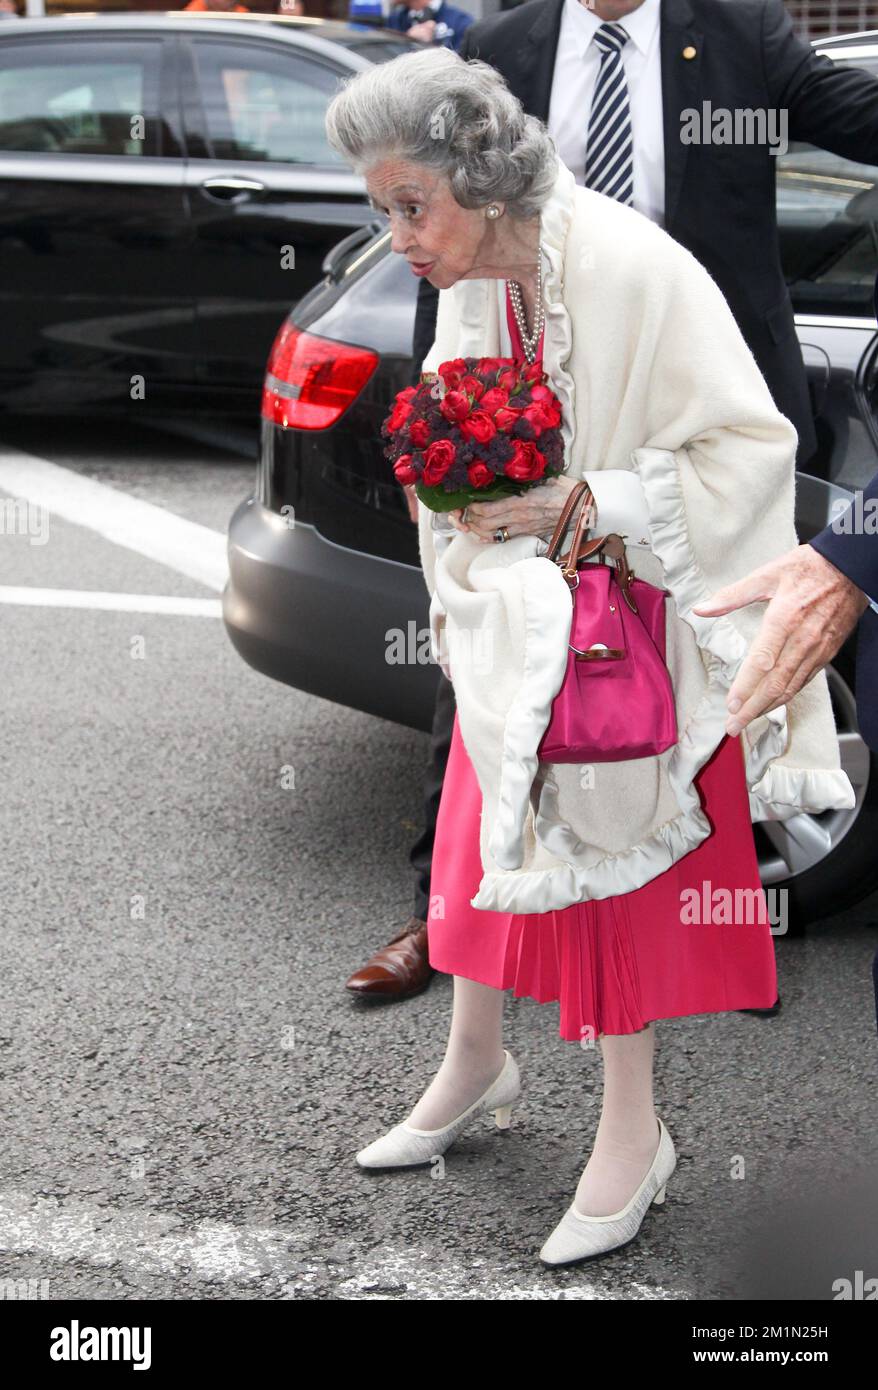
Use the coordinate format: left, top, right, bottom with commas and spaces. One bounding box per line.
324, 47, 853, 1267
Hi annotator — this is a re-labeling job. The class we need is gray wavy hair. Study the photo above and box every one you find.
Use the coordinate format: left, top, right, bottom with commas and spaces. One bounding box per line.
324, 46, 559, 221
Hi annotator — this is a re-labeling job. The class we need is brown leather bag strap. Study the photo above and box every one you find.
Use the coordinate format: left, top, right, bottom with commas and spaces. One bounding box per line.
564, 532, 606, 568
544, 479, 592, 562
546, 480, 640, 614
600, 533, 639, 613
559, 486, 598, 580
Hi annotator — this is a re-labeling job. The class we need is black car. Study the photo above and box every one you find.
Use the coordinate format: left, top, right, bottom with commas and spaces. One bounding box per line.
0, 13, 414, 418
223, 29, 878, 926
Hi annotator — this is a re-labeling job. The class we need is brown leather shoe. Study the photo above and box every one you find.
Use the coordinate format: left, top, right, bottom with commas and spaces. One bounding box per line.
345, 916, 433, 1000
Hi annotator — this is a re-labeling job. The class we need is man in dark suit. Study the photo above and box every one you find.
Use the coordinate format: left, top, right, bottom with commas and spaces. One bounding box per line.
412, 0, 878, 462
345, 0, 878, 1000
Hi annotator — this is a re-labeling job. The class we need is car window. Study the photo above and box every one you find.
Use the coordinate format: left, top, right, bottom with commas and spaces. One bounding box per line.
0, 40, 162, 156
776, 58, 878, 317
338, 39, 417, 62
191, 39, 348, 166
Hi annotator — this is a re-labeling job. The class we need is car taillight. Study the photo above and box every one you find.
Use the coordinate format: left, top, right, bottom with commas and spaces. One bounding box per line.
261, 322, 379, 430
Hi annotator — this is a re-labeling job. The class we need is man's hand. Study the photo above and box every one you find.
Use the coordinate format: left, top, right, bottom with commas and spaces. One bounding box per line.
693, 544, 869, 735
407, 19, 437, 42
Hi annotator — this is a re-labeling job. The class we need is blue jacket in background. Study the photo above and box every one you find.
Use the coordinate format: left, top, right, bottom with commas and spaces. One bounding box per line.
386, 2, 475, 52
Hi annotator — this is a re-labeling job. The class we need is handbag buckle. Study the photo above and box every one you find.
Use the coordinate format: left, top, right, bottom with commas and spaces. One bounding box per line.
570, 642, 626, 661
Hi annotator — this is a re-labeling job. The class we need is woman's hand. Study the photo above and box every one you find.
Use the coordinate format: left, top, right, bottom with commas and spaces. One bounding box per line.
402, 482, 419, 524
448, 474, 584, 543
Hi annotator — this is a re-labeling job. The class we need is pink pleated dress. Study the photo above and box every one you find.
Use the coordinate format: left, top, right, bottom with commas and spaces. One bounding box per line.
425, 286, 778, 1041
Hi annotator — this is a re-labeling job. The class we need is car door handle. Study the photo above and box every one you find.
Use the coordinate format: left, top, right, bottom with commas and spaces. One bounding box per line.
200, 178, 267, 202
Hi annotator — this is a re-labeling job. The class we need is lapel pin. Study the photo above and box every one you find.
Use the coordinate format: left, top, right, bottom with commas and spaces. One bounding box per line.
682, 45, 697, 59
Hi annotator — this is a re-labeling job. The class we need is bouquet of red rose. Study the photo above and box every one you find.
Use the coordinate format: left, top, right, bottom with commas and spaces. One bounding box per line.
382, 355, 565, 512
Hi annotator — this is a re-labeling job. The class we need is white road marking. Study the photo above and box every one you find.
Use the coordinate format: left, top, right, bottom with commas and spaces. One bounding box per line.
0, 1191, 303, 1283
334, 1255, 686, 1300
0, 586, 222, 617
0, 448, 228, 592
0, 1190, 689, 1297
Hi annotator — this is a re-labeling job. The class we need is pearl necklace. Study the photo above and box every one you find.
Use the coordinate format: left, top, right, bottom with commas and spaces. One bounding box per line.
506, 238, 545, 362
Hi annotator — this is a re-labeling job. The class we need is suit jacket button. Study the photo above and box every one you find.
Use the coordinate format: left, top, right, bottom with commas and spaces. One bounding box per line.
682, 45, 697, 59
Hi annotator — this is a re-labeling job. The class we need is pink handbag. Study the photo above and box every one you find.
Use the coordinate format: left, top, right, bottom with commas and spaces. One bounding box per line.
537, 480, 678, 763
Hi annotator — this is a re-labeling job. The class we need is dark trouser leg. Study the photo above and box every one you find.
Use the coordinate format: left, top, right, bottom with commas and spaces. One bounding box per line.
411, 671, 456, 922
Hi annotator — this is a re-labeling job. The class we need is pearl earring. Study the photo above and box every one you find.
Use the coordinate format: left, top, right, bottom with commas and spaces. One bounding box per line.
486, 204, 501, 218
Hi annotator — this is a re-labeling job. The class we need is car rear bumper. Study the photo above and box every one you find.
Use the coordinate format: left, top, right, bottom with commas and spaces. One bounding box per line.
222, 495, 439, 732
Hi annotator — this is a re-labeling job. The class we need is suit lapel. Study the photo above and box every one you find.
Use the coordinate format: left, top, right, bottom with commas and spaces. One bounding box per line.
508, 0, 564, 123
660, 0, 703, 232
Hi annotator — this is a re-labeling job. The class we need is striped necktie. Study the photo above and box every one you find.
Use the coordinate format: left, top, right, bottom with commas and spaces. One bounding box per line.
584, 23, 634, 205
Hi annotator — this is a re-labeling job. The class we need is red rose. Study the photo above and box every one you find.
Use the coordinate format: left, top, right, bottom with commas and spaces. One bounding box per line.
398, 385, 418, 401
460, 374, 485, 400
495, 403, 524, 432
506, 441, 547, 481
479, 386, 509, 414
387, 399, 413, 431
522, 402, 554, 435
529, 384, 555, 404
438, 358, 468, 389
439, 390, 471, 423
423, 438, 456, 483
393, 455, 419, 486
408, 418, 431, 448
522, 361, 546, 384
459, 410, 497, 445
467, 460, 494, 488
497, 367, 520, 391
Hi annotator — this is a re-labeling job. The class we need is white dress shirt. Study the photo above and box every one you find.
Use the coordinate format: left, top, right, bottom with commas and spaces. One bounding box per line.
547, 0, 665, 226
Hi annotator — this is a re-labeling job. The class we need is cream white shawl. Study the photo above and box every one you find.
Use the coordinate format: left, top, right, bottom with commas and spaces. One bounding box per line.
417, 159, 854, 915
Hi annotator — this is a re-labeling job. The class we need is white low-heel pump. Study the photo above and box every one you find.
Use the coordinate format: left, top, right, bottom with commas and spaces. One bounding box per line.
356, 1050, 521, 1169
539, 1115, 676, 1266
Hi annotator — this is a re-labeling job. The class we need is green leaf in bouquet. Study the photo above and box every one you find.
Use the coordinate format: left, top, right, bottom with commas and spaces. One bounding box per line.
414, 480, 531, 512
